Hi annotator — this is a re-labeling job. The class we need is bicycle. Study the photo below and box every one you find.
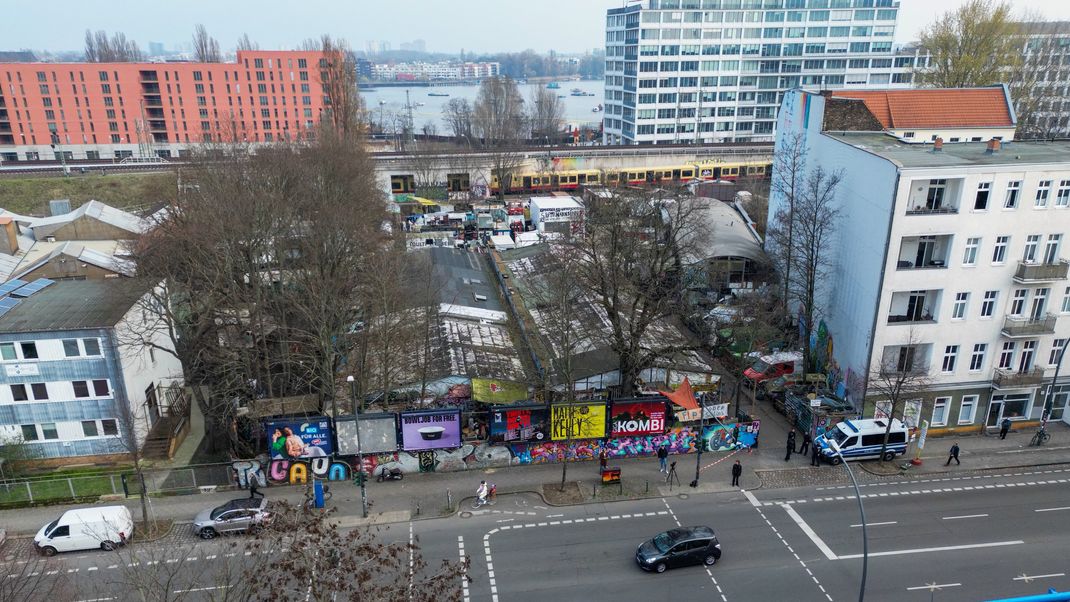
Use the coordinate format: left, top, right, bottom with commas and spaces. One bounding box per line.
303, 483, 332, 511
1030, 428, 1051, 447
470, 484, 497, 509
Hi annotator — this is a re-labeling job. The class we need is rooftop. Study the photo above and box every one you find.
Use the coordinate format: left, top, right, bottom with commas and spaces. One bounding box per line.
829, 87, 1015, 130
30, 200, 148, 239
827, 133, 1070, 169
0, 279, 147, 333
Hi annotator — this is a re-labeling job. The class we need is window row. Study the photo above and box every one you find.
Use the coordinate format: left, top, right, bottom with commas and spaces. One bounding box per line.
17, 418, 119, 442
961, 234, 1064, 267
938, 338, 1065, 377
8, 379, 111, 402
972, 179, 1070, 211
0, 338, 102, 362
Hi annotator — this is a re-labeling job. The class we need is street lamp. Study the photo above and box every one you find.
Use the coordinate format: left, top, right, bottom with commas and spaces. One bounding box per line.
828, 440, 867, 602
1042, 343, 1067, 421
347, 375, 368, 518
692, 392, 708, 488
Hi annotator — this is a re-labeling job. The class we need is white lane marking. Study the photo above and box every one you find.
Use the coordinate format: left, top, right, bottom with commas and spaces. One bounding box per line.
742, 489, 761, 507
781, 504, 837, 561
408, 522, 415, 601
458, 535, 470, 602
1035, 506, 1070, 513
906, 583, 962, 591
75, 599, 115, 602
172, 586, 227, 594
941, 514, 989, 520
839, 540, 1023, 560
1014, 573, 1065, 581
851, 521, 896, 528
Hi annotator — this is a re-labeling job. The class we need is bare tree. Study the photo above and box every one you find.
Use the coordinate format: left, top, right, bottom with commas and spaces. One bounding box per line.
316, 35, 364, 139
768, 166, 842, 373
235, 33, 259, 52
867, 328, 932, 464
529, 87, 565, 143
473, 76, 528, 200
914, 0, 1020, 88
0, 554, 75, 602
442, 98, 475, 141
192, 24, 221, 63
84, 29, 144, 62
770, 132, 807, 314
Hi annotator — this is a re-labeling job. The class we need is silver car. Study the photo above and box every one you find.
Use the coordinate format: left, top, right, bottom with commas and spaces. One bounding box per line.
192, 498, 270, 539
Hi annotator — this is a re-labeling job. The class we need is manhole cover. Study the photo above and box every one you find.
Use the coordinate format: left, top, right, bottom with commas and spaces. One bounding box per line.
460, 511, 473, 519
677, 493, 690, 500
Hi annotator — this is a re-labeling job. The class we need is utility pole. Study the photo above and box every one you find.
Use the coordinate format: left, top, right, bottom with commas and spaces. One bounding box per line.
691, 392, 707, 487
347, 375, 368, 518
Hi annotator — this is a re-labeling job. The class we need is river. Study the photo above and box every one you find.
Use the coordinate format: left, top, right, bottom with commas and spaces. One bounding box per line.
361, 80, 605, 133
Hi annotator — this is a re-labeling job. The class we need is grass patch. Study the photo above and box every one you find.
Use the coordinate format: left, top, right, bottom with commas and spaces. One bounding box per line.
0, 473, 121, 506
0, 172, 176, 215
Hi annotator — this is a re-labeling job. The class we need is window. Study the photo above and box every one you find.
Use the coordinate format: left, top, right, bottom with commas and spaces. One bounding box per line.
897, 346, 917, 372
1019, 340, 1037, 372
21, 424, 38, 441
926, 179, 946, 210
998, 341, 1016, 369
102, 419, 119, 436
1004, 181, 1020, 209
1063, 286, 1070, 313
20, 342, 38, 359
958, 395, 978, 424
1024, 234, 1041, 263
932, 397, 950, 426
980, 290, 998, 318
0, 342, 15, 361
1057, 180, 1070, 207
941, 345, 958, 373
962, 237, 980, 266
62, 339, 79, 357
969, 344, 987, 371
1036, 180, 1051, 208
11, 384, 27, 401
73, 381, 90, 398
82, 420, 99, 437
31, 383, 48, 400
992, 236, 1009, 264
1044, 234, 1062, 264
951, 293, 968, 320
1051, 339, 1068, 365
1010, 289, 1027, 316
93, 380, 109, 396
41, 423, 58, 440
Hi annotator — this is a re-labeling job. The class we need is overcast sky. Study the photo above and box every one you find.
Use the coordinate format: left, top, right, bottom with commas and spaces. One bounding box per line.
6, 0, 1070, 56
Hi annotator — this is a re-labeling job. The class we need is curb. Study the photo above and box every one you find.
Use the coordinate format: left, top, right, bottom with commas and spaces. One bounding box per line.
858, 459, 1070, 477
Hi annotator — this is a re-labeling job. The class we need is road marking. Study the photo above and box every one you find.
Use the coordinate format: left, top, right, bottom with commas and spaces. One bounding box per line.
458, 535, 470, 602
742, 489, 761, 507
408, 522, 415, 601
907, 583, 961, 591
942, 514, 989, 520
748, 503, 831, 600
781, 504, 838, 561
75, 598, 115, 602
839, 541, 1023, 560
173, 586, 228, 594
851, 521, 896, 528
1014, 573, 1065, 582
1035, 506, 1070, 513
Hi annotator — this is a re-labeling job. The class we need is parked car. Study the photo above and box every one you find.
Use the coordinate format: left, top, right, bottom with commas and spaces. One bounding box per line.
192, 497, 271, 539
34, 506, 134, 556
636, 526, 721, 573
743, 351, 803, 384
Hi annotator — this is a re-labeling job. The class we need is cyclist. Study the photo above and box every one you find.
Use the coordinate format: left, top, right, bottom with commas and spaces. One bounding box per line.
476, 480, 489, 504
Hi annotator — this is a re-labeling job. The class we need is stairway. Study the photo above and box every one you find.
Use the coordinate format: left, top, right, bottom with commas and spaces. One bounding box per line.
141, 416, 177, 460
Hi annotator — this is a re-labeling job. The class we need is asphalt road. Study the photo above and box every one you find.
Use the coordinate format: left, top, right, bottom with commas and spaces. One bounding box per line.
5, 465, 1070, 601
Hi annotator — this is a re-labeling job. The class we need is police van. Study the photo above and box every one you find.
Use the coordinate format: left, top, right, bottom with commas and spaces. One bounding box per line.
814, 418, 909, 464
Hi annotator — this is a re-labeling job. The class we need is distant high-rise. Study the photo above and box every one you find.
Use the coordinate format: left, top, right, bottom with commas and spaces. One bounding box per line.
148, 41, 165, 57
603, 0, 909, 145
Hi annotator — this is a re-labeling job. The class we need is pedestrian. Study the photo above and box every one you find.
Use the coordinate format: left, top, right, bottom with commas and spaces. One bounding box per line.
785, 429, 795, 461
799, 431, 812, 456
731, 460, 742, 487
463, 554, 472, 583
657, 444, 669, 473
599, 447, 609, 471
810, 442, 821, 466
946, 442, 960, 466
1000, 417, 1012, 440
249, 479, 264, 499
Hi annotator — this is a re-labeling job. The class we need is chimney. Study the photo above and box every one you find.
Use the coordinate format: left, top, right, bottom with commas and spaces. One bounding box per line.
933, 137, 943, 152
0, 217, 18, 255
986, 138, 1002, 154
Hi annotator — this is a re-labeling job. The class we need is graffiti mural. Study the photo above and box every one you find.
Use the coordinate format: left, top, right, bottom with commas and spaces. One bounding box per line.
231, 459, 266, 488
266, 457, 351, 485
701, 425, 737, 452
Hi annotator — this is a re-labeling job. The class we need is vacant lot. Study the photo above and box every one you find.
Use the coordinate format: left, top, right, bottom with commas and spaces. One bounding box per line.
0, 172, 176, 215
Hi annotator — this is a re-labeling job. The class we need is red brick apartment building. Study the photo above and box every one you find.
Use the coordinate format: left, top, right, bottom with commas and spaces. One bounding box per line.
0, 51, 331, 162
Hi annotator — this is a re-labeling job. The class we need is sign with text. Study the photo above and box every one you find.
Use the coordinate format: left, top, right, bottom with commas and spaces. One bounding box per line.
610, 401, 667, 436
400, 410, 462, 451
336, 414, 398, 455
550, 402, 607, 440
674, 404, 728, 423
489, 406, 549, 443
265, 418, 333, 460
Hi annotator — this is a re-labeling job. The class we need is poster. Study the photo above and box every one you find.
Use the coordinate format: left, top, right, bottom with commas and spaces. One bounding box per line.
701, 424, 737, 452
610, 401, 667, 436
471, 378, 528, 405
737, 421, 760, 448
336, 414, 398, 455
400, 410, 462, 451
675, 404, 728, 423
265, 418, 333, 459
489, 406, 549, 443
550, 402, 607, 440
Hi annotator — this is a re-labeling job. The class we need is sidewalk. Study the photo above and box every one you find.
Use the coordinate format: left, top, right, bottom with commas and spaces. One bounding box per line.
1, 402, 1067, 537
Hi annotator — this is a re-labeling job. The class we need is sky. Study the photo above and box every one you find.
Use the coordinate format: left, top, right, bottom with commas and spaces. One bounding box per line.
6, 0, 1070, 56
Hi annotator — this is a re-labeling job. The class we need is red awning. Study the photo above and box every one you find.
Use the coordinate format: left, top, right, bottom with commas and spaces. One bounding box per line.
660, 377, 699, 410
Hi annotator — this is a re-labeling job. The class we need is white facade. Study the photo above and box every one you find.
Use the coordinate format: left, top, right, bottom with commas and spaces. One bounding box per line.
603, 0, 909, 145
771, 89, 1070, 433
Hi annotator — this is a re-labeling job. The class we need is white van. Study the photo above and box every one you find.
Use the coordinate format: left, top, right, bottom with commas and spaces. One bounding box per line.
34, 505, 134, 556
814, 418, 909, 464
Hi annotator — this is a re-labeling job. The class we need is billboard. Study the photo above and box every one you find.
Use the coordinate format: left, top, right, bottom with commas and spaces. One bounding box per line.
400, 410, 462, 451
471, 378, 528, 405
489, 406, 549, 443
266, 417, 333, 459
336, 414, 398, 455
550, 402, 607, 440
610, 401, 667, 436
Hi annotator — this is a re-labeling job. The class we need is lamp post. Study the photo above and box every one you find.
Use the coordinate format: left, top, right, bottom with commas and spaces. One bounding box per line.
1042, 343, 1067, 421
347, 375, 367, 518
692, 392, 707, 487
829, 440, 867, 602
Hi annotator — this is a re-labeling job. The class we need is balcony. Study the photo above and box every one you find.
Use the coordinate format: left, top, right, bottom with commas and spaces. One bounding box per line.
143, 95, 163, 108
896, 234, 951, 270
148, 120, 168, 132
1001, 313, 1057, 338
992, 368, 1046, 389
1013, 260, 1069, 283
887, 289, 940, 324
138, 70, 158, 82
140, 82, 160, 94
905, 177, 963, 215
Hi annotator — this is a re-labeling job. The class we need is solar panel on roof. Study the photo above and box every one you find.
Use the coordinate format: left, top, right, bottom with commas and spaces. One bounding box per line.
0, 279, 29, 298
10, 278, 56, 298
0, 297, 21, 318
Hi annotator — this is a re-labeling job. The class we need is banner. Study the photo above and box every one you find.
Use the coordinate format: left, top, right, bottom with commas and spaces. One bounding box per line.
400, 410, 462, 451
489, 406, 549, 443
550, 402, 607, 440
265, 418, 333, 460
610, 401, 667, 436
471, 378, 528, 405
336, 414, 398, 455
675, 404, 728, 423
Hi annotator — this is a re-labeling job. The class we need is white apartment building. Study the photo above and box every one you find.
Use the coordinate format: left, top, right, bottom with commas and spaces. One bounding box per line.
770, 89, 1070, 437
603, 0, 909, 145
370, 61, 501, 81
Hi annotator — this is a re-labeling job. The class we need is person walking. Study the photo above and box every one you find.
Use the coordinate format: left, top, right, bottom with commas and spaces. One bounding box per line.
249, 479, 264, 499
946, 442, 961, 466
599, 447, 609, 471
657, 444, 669, 473
731, 460, 742, 487
999, 417, 1012, 440
799, 431, 812, 456
810, 442, 821, 466
784, 437, 794, 462
787, 428, 797, 452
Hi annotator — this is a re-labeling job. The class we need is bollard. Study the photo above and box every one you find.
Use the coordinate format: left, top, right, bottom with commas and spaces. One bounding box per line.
593, 483, 597, 498
447, 488, 452, 510
416, 500, 421, 516
646, 480, 649, 493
